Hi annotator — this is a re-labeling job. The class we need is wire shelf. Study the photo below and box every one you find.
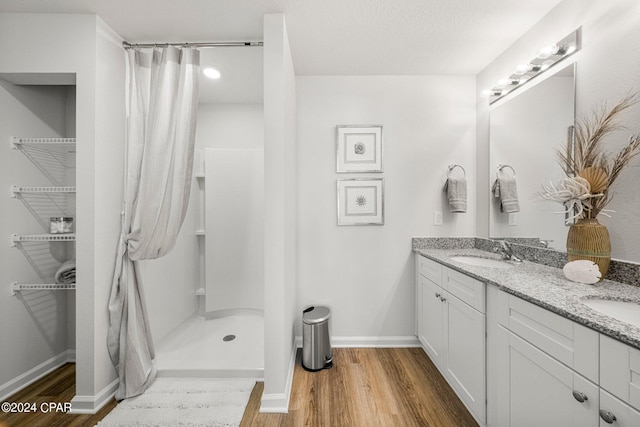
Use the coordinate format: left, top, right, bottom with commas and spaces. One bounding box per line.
11, 186, 76, 231
10, 235, 75, 281
10, 137, 76, 146
11, 186, 76, 194
11, 282, 76, 296
10, 137, 76, 186
12, 234, 76, 243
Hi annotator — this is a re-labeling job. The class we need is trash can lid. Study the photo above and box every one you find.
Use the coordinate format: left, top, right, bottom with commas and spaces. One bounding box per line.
302, 306, 331, 324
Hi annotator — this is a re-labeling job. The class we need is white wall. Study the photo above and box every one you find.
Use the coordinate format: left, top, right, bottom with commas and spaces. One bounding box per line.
296, 76, 476, 339
0, 13, 126, 412
89, 18, 127, 404
196, 104, 264, 150
204, 148, 264, 313
261, 13, 298, 413
0, 81, 72, 399
193, 104, 265, 316
140, 206, 199, 342
477, 0, 640, 262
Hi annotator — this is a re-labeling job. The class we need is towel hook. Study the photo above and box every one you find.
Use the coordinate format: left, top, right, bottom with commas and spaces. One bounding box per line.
447, 164, 466, 178
497, 164, 516, 177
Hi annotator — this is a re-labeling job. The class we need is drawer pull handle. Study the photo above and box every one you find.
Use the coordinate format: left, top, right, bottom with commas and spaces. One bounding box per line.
599, 410, 617, 424
435, 293, 441, 298
572, 390, 588, 403
440, 296, 447, 302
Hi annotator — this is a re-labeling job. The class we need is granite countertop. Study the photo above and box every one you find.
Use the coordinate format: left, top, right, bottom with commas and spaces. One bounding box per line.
414, 247, 640, 350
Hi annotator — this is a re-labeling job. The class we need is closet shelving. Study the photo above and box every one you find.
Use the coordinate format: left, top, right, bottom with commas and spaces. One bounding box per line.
11, 283, 75, 296
10, 137, 76, 187
10, 136, 76, 295
11, 186, 76, 230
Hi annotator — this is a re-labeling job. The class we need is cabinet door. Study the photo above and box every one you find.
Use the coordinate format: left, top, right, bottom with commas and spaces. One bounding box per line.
599, 389, 640, 427
444, 291, 486, 423
495, 325, 599, 427
600, 334, 640, 411
419, 275, 444, 367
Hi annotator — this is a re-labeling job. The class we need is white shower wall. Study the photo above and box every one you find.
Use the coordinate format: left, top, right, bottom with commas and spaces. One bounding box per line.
144, 105, 263, 343
204, 148, 264, 313
197, 103, 264, 315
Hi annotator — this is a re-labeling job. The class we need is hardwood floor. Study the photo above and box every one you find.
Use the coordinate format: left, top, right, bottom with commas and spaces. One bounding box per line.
241, 348, 478, 427
1, 348, 477, 427
0, 363, 117, 427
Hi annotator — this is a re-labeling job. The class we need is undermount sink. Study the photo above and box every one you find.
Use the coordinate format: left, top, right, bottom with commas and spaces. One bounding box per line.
449, 255, 514, 269
581, 298, 640, 328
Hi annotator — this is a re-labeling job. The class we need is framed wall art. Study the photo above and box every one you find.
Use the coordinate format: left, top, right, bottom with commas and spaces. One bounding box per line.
336, 125, 383, 173
337, 178, 384, 225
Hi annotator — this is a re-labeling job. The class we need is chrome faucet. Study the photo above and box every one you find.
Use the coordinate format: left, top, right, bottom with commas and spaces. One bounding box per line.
495, 240, 523, 262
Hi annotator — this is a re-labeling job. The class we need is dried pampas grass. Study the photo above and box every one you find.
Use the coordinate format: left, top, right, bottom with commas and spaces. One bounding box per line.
547, 92, 640, 219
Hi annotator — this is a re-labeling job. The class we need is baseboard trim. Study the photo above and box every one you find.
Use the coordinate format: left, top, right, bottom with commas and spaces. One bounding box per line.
69, 378, 119, 414
295, 335, 421, 348
259, 340, 296, 413
0, 349, 74, 401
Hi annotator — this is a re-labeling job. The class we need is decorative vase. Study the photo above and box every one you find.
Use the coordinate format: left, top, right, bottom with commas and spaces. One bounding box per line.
566, 218, 611, 278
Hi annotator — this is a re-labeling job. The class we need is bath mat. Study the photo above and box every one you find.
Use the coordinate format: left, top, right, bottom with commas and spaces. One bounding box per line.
96, 378, 255, 427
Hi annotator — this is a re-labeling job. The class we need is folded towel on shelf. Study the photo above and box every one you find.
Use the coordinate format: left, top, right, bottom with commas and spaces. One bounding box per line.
55, 259, 76, 284
492, 176, 520, 213
444, 177, 467, 213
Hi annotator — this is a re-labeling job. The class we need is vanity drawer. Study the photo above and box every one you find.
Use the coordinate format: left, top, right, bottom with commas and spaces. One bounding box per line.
600, 334, 640, 411
442, 266, 485, 313
496, 290, 599, 383
417, 255, 441, 284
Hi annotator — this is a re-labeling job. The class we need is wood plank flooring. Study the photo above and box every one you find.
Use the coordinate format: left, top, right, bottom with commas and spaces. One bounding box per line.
0, 363, 117, 427
241, 348, 478, 427
1, 348, 477, 427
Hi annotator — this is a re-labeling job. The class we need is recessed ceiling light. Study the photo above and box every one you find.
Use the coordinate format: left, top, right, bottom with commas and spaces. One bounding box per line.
203, 67, 221, 79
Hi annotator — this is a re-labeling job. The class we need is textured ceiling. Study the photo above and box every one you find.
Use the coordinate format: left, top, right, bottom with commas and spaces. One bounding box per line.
0, 0, 563, 76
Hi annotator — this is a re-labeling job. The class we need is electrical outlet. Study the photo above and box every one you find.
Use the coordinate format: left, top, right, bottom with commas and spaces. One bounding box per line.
433, 211, 443, 226
508, 213, 518, 226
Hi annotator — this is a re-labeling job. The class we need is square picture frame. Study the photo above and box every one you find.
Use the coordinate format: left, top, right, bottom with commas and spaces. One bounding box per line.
337, 178, 384, 226
336, 125, 383, 173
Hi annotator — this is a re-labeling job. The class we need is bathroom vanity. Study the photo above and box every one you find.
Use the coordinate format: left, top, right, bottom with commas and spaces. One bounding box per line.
414, 241, 640, 427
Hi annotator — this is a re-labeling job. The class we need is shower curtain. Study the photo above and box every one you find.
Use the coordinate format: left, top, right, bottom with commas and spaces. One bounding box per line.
107, 46, 200, 400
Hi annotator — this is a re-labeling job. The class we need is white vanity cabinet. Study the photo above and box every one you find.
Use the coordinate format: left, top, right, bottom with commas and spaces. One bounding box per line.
598, 335, 640, 426
417, 250, 640, 427
416, 254, 486, 425
486, 286, 640, 427
488, 286, 600, 426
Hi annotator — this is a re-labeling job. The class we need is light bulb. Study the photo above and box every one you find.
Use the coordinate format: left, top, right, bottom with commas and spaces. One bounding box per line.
514, 64, 531, 75
537, 45, 559, 59
203, 67, 221, 79
496, 78, 510, 88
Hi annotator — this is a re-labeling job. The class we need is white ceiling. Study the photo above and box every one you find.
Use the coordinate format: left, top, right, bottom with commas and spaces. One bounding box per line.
0, 0, 564, 103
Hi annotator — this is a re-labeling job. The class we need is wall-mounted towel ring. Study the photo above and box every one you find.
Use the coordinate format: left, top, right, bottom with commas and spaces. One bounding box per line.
444, 164, 467, 213
496, 164, 516, 177
447, 164, 466, 178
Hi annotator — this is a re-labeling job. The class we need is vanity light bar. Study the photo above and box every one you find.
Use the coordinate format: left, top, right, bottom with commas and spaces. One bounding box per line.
484, 28, 581, 104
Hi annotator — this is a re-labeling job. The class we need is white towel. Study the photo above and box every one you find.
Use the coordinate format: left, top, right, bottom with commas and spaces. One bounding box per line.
444, 177, 467, 213
492, 176, 520, 213
55, 259, 76, 284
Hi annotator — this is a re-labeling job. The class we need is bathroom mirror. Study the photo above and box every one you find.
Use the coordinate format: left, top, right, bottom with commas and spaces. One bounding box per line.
489, 63, 575, 251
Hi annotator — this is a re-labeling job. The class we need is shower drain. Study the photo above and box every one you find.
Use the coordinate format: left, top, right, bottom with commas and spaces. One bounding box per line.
223, 334, 236, 342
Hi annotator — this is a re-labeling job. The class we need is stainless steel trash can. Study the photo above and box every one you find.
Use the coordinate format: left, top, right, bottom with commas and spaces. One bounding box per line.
302, 306, 333, 371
